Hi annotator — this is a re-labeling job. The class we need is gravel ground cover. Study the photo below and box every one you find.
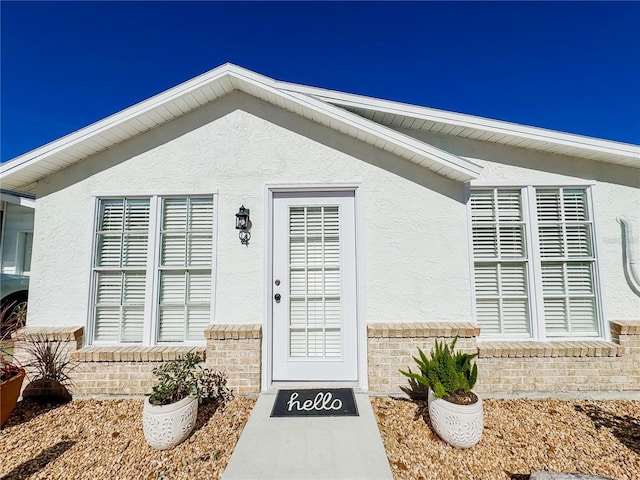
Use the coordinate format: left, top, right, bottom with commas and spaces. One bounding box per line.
371, 397, 640, 480
2, 396, 639, 480
0, 397, 255, 480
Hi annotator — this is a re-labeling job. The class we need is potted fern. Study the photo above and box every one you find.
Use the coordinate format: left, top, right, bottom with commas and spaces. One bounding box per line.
400, 336, 483, 448
143, 352, 232, 450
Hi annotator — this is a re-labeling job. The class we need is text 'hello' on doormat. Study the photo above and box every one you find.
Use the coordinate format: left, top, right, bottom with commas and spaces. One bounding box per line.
270, 388, 359, 417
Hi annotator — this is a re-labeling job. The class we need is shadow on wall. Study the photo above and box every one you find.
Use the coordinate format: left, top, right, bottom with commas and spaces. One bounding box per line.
575, 403, 640, 456
398, 128, 640, 189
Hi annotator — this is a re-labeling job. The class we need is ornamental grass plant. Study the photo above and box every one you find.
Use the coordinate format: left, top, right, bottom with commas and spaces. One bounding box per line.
0, 301, 25, 382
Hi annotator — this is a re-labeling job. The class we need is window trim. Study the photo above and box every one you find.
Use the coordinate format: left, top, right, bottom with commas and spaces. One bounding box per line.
466, 183, 607, 342
88, 194, 218, 347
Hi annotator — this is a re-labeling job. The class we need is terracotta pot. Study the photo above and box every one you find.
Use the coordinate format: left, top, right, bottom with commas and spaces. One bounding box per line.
1, 368, 26, 426
142, 395, 198, 450
428, 388, 483, 449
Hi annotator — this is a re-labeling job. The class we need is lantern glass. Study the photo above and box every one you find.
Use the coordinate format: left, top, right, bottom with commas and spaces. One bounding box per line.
236, 206, 249, 230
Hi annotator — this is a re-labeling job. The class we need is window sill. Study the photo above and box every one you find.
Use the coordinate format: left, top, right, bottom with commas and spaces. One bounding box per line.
72, 346, 206, 362
477, 340, 622, 358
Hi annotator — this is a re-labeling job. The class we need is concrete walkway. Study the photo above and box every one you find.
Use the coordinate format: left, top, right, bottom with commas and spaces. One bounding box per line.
222, 392, 393, 480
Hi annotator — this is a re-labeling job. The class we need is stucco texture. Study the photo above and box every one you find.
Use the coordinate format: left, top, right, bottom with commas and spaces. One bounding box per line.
397, 127, 640, 324
29, 92, 472, 332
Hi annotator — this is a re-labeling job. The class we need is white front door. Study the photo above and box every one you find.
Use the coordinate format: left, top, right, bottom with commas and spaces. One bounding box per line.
272, 191, 358, 381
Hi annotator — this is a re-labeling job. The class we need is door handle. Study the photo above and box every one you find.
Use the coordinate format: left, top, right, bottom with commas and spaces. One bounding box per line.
274, 293, 281, 302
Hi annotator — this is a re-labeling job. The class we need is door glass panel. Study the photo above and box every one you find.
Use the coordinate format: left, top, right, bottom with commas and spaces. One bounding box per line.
288, 205, 341, 358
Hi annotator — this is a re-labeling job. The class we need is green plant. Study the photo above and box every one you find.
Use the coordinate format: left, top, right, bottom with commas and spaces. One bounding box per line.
147, 352, 233, 407
400, 336, 478, 400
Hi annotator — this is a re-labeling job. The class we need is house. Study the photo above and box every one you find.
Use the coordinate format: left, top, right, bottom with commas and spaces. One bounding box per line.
0, 189, 35, 276
1, 63, 639, 396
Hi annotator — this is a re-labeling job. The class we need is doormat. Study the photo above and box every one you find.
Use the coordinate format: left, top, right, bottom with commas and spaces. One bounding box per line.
271, 388, 359, 417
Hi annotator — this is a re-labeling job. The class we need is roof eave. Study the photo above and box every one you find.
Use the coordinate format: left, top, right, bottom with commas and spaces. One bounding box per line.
278, 83, 640, 166
0, 64, 480, 191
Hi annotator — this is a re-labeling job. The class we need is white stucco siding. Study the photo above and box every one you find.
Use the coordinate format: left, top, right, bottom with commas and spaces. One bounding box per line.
28, 181, 94, 325
396, 127, 640, 322
27, 92, 472, 330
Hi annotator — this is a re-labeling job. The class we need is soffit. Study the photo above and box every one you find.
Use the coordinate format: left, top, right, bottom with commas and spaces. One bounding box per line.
278, 85, 640, 168
0, 65, 480, 194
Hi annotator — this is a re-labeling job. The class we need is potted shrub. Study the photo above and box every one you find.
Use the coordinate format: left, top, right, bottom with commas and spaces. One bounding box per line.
0, 302, 27, 426
143, 351, 232, 450
400, 336, 483, 448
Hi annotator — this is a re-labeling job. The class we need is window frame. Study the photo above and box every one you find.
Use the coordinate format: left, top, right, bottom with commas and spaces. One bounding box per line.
466, 181, 607, 342
88, 194, 217, 346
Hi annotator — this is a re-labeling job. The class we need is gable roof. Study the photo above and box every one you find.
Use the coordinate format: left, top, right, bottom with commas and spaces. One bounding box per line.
2, 63, 638, 194
0, 64, 480, 193
280, 83, 640, 168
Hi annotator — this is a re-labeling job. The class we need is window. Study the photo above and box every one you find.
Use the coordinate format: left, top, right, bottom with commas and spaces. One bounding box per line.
92, 196, 214, 344
16, 231, 33, 275
470, 187, 600, 339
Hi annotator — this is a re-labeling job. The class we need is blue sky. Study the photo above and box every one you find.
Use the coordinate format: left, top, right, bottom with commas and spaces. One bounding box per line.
2, 1, 639, 162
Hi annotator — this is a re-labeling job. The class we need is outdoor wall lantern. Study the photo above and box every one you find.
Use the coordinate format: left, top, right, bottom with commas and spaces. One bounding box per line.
235, 205, 251, 245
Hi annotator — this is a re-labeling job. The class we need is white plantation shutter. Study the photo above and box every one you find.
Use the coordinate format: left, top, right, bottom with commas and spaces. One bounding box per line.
157, 197, 213, 342
100, 200, 124, 230
471, 189, 530, 336
159, 306, 184, 342
471, 187, 601, 339
188, 235, 212, 266
92, 195, 215, 345
162, 199, 187, 230
126, 200, 150, 230
123, 235, 148, 267
96, 199, 150, 268
157, 271, 211, 342
97, 235, 122, 267
94, 271, 146, 343
93, 199, 149, 343
95, 272, 122, 342
162, 235, 186, 266
288, 205, 342, 358
537, 188, 598, 335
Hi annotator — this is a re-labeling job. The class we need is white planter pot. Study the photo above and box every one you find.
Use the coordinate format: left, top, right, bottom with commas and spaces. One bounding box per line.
428, 389, 483, 449
143, 395, 198, 450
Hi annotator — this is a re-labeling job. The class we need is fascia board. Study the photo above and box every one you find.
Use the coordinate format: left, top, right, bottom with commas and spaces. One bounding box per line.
0, 192, 35, 208
279, 83, 640, 162
279, 90, 481, 181
1, 63, 480, 185
0, 64, 273, 175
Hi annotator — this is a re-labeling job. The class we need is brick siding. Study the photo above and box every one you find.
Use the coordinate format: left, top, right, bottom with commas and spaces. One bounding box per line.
11, 320, 639, 396
367, 320, 640, 394
11, 324, 261, 396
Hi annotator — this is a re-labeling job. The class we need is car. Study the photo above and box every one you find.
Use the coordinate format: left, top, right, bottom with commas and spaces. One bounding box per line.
0, 273, 29, 339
